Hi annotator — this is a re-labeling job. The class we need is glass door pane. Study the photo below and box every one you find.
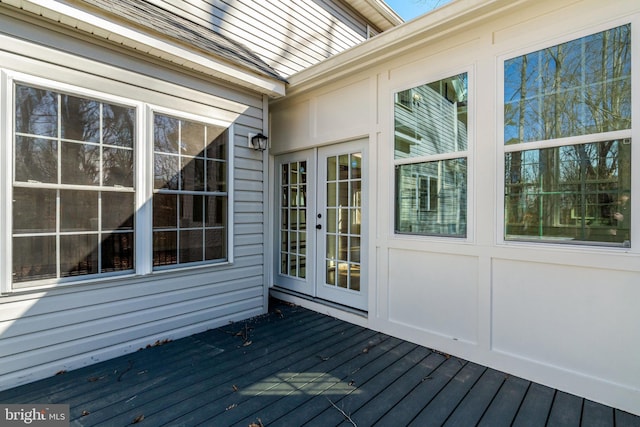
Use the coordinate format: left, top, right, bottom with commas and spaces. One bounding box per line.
324, 152, 361, 292
279, 160, 307, 279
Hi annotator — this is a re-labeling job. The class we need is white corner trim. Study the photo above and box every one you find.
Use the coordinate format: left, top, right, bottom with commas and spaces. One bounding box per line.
5, 0, 286, 97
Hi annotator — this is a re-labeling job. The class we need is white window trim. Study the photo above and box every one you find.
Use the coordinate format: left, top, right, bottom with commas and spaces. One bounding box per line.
1, 71, 235, 293
1, 70, 11, 295
496, 18, 638, 253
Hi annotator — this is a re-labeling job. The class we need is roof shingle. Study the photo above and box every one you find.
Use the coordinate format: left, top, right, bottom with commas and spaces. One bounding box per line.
80, 0, 286, 82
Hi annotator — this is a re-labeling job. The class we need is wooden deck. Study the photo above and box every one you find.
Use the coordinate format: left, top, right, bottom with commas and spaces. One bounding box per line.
1, 299, 638, 426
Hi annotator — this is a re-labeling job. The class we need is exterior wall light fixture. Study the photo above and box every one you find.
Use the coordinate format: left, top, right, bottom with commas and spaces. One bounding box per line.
249, 132, 268, 151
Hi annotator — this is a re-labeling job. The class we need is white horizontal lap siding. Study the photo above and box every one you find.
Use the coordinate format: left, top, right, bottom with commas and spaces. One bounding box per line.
232, 123, 266, 271
0, 15, 268, 390
151, 0, 369, 76
0, 278, 263, 361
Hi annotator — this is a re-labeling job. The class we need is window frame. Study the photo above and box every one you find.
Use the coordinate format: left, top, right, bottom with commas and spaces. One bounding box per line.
1, 71, 235, 293
392, 68, 473, 240
5, 73, 143, 291
148, 106, 234, 271
497, 21, 636, 250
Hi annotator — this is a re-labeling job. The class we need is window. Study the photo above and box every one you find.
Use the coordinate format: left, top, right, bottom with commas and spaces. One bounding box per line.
503, 24, 631, 246
9, 77, 233, 289
152, 113, 229, 267
12, 84, 135, 284
394, 73, 468, 237
417, 175, 438, 212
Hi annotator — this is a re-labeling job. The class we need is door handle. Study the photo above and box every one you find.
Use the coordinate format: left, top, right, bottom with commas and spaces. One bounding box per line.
316, 224, 322, 230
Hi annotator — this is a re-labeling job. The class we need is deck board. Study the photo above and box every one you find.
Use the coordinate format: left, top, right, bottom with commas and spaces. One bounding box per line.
79, 310, 330, 423
374, 355, 466, 426
409, 362, 487, 427
616, 410, 640, 427
443, 368, 507, 426
547, 391, 583, 426
303, 342, 424, 427
344, 351, 446, 426
174, 328, 383, 426
581, 400, 614, 427
94, 315, 360, 425
512, 383, 555, 427
477, 375, 530, 427
233, 334, 398, 427
0, 300, 638, 427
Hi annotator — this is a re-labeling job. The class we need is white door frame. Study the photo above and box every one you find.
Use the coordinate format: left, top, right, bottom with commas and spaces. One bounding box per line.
315, 140, 368, 310
273, 149, 315, 295
272, 139, 368, 311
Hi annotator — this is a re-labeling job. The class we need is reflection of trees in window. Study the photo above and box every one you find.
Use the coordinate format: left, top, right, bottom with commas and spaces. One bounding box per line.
505, 25, 630, 142
394, 73, 468, 237
504, 25, 631, 246
152, 113, 228, 267
12, 84, 135, 283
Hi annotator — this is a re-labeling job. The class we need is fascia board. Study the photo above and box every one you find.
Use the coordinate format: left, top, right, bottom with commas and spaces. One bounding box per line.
286, 0, 527, 95
11, 0, 286, 97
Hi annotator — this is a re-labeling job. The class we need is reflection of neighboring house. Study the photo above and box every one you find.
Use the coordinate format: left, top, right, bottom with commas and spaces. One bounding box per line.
394, 79, 467, 158
394, 77, 468, 235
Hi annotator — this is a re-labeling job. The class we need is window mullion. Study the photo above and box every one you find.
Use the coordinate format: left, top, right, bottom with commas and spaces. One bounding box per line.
503, 129, 632, 153
394, 151, 469, 166
56, 94, 62, 280
1, 71, 10, 294
136, 105, 153, 276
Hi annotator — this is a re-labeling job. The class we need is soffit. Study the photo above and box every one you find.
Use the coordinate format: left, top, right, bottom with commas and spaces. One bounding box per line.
343, 0, 404, 30
1, 0, 287, 97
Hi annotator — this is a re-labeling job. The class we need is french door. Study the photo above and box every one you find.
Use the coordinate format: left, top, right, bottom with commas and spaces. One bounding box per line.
274, 139, 367, 310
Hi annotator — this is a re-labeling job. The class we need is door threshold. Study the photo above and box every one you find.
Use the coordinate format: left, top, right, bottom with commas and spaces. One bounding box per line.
270, 287, 369, 327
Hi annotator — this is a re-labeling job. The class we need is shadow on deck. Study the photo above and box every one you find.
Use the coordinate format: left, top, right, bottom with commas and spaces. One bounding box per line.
0, 299, 638, 426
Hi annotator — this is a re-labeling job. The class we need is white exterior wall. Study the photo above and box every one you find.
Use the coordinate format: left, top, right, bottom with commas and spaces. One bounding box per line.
0, 12, 269, 390
270, 0, 640, 415
151, 0, 374, 77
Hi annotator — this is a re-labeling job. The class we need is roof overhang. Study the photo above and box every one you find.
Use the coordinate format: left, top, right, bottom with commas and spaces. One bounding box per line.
343, 0, 404, 30
283, 0, 528, 97
0, 0, 287, 98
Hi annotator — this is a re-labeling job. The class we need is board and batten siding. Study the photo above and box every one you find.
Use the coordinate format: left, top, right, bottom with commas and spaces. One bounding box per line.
269, 0, 640, 416
0, 11, 268, 390
150, 0, 373, 77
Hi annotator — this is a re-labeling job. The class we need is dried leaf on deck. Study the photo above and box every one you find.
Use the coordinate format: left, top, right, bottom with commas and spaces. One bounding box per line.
132, 414, 144, 424
226, 403, 237, 411
232, 385, 239, 392
81, 410, 90, 416
243, 340, 252, 347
